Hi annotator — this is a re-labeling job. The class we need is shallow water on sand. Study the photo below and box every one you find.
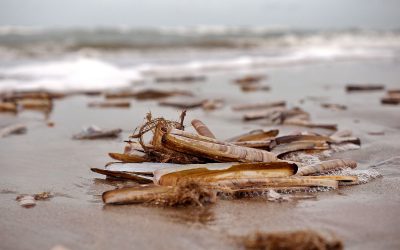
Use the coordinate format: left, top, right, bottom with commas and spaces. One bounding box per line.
0, 61, 400, 250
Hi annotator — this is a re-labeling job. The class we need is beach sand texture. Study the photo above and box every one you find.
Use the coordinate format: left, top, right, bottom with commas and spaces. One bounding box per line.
0, 61, 400, 250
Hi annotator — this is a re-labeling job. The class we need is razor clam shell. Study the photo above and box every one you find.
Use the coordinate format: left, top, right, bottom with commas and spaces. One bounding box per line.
305, 175, 358, 183
231, 101, 286, 111
297, 159, 357, 176
156, 162, 298, 186
102, 184, 173, 204
227, 129, 279, 142
271, 141, 329, 156
169, 128, 221, 144
283, 119, 338, 131
153, 162, 239, 182
275, 135, 331, 145
158, 97, 205, 109
108, 152, 148, 163
330, 130, 353, 138
329, 136, 361, 145
0, 102, 17, 112
191, 119, 216, 139
88, 101, 130, 108
243, 107, 286, 121
91, 168, 152, 183
104, 162, 193, 174
163, 132, 278, 163
231, 140, 276, 150
206, 177, 338, 190
0, 123, 27, 138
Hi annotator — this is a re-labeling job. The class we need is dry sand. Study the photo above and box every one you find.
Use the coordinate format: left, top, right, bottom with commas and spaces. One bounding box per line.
0, 61, 400, 250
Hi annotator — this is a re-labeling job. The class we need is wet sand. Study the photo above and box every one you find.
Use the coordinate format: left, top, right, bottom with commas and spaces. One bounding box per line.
1, 61, 400, 250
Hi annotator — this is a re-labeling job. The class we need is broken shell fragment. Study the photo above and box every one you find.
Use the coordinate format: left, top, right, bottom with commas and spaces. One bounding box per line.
16, 195, 36, 208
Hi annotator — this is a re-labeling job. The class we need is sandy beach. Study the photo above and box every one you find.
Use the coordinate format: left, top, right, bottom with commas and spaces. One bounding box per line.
1, 60, 399, 249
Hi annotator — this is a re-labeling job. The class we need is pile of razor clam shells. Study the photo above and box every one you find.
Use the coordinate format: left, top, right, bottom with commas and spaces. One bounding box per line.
91, 111, 378, 206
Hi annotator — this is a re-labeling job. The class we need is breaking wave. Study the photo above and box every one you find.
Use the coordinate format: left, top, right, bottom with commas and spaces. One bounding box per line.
0, 26, 399, 92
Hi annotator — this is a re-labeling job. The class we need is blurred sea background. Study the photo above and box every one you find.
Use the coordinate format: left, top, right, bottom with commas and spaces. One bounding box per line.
0, 0, 399, 92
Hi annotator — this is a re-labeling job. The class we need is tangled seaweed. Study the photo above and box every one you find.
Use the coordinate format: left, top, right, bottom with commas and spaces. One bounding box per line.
158, 181, 217, 207
242, 230, 343, 250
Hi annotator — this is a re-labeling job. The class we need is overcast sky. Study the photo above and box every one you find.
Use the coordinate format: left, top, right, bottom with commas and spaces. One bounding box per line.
1, 0, 399, 29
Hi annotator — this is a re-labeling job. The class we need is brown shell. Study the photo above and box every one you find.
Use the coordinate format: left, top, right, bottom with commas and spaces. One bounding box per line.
163, 132, 277, 163
157, 162, 298, 186
191, 119, 216, 138
108, 152, 148, 163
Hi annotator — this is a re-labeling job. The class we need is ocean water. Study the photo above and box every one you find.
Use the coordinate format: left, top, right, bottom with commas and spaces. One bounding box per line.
0, 26, 399, 92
